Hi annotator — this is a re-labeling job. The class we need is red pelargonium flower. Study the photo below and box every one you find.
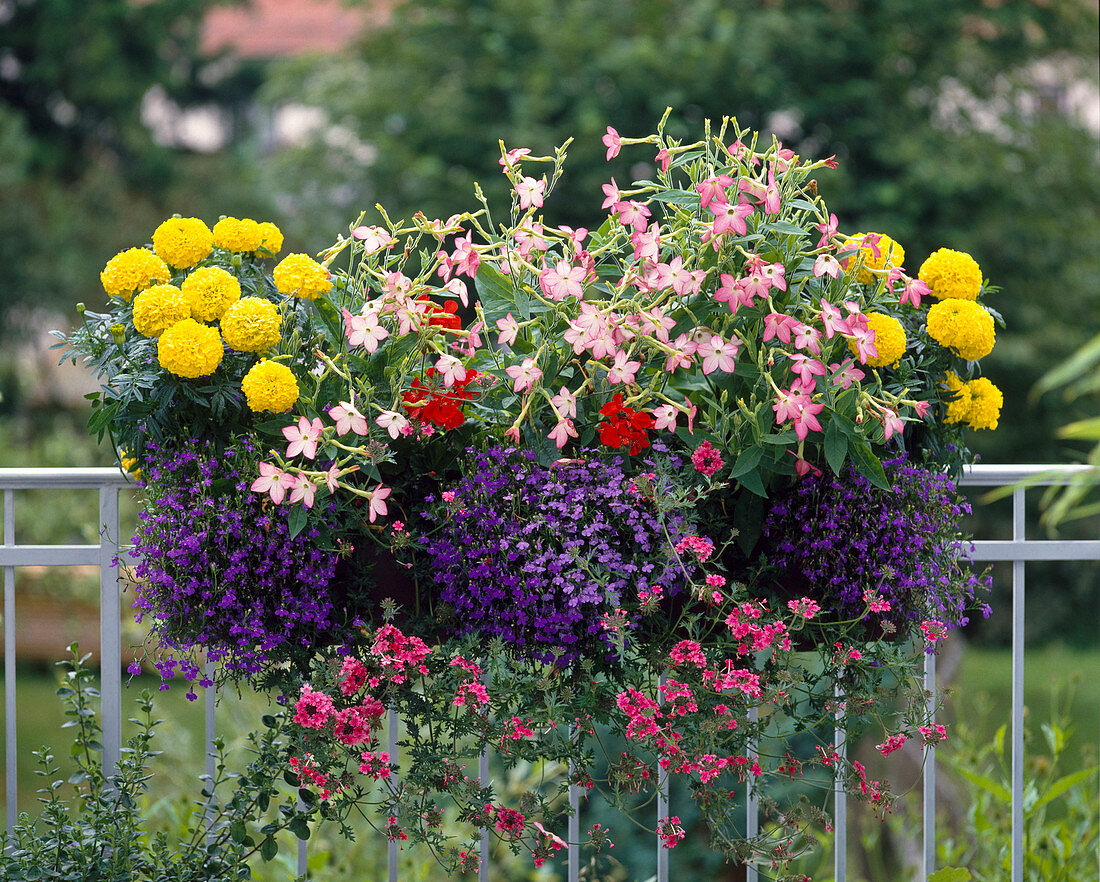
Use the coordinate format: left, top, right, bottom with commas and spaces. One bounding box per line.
417, 294, 462, 332
403, 366, 481, 430
598, 393, 653, 455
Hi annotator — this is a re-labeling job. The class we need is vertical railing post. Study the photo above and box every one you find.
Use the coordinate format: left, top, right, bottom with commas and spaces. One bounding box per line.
567, 726, 580, 882
478, 743, 490, 881
4, 489, 16, 839
1011, 488, 1026, 882
98, 486, 122, 781
922, 649, 936, 877
387, 707, 398, 882
656, 671, 669, 882
745, 704, 759, 882
834, 684, 847, 882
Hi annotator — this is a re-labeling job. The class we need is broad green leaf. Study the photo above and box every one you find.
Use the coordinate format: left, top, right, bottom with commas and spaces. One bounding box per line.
824, 420, 848, 475
766, 220, 809, 238
649, 189, 700, 206
1030, 766, 1100, 812
952, 766, 1011, 802
848, 439, 889, 489
730, 445, 764, 478
260, 836, 278, 861
287, 504, 309, 540
475, 263, 521, 325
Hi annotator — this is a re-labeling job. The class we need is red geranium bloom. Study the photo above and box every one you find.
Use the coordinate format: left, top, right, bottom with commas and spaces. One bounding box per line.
598, 393, 653, 455
403, 367, 480, 430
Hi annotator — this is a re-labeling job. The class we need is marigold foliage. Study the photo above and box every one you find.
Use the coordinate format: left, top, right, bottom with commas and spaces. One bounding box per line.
273, 253, 332, 300
926, 298, 995, 361
100, 247, 170, 301
181, 266, 241, 322
131, 284, 190, 338
850, 232, 904, 284
221, 296, 282, 353
855, 313, 905, 368
156, 318, 224, 378
213, 217, 263, 253
241, 360, 299, 413
152, 217, 214, 270
919, 248, 983, 301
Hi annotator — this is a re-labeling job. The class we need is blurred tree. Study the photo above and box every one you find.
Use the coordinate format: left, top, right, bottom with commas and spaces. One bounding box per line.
0, 0, 270, 325
257, 0, 1099, 466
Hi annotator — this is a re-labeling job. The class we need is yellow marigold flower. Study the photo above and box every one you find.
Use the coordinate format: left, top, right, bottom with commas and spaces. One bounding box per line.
851, 312, 906, 368
256, 222, 284, 257
850, 232, 905, 284
241, 360, 299, 413
926, 298, 995, 361
941, 371, 973, 424
152, 217, 214, 270
157, 318, 224, 378
213, 217, 263, 253
221, 297, 282, 353
919, 248, 983, 301
181, 266, 241, 322
132, 284, 191, 338
100, 248, 171, 301
273, 253, 332, 300
965, 377, 1003, 430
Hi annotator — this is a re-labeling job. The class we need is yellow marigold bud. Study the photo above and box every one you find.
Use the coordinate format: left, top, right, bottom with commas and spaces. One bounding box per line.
157, 318, 224, 378
100, 248, 170, 301
919, 248, 983, 301
941, 371, 972, 424
152, 217, 214, 270
213, 217, 263, 253
132, 284, 191, 338
256, 222, 284, 257
850, 232, 905, 285
851, 312, 906, 368
221, 297, 282, 353
965, 377, 1002, 430
181, 266, 241, 322
926, 298, 995, 361
273, 253, 332, 300
241, 360, 299, 413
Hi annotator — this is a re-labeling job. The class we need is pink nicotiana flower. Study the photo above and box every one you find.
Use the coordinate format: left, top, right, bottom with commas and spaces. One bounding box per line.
375, 409, 410, 440
652, 404, 678, 433
496, 312, 520, 347
848, 324, 879, 364
602, 126, 621, 160
793, 324, 822, 356
788, 353, 827, 386
814, 254, 841, 279
655, 146, 672, 173
330, 400, 369, 436
367, 484, 391, 523
435, 353, 467, 387
515, 176, 545, 210
540, 259, 585, 301
899, 275, 931, 308
819, 299, 850, 338
601, 177, 621, 210
697, 333, 739, 375
881, 406, 905, 440
549, 386, 577, 420
283, 416, 323, 460
505, 357, 542, 393
829, 359, 865, 390
654, 256, 706, 297
696, 174, 735, 209
548, 418, 578, 449
342, 308, 389, 352
763, 312, 802, 345
708, 197, 755, 240
289, 477, 317, 509
498, 146, 531, 170
351, 225, 394, 254
612, 200, 651, 232
606, 350, 641, 385
815, 213, 839, 249
250, 462, 291, 505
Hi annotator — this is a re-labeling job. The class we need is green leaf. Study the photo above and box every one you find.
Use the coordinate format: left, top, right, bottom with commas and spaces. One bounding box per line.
824, 420, 848, 475
952, 766, 1011, 802
1030, 766, 1100, 812
229, 821, 247, 843
848, 439, 889, 489
290, 818, 311, 841
765, 220, 809, 238
928, 869, 971, 882
475, 263, 522, 325
260, 836, 278, 862
648, 188, 699, 206
730, 445, 764, 478
287, 504, 309, 540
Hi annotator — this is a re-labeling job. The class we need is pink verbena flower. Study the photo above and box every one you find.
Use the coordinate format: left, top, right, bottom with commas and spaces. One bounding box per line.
293, 684, 334, 729
691, 441, 724, 477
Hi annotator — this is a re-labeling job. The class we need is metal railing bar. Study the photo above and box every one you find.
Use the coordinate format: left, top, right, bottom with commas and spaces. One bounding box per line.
968, 539, 1100, 562
4, 489, 16, 840
0, 467, 131, 489
922, 650, 936, 878
1011, 489, 1026, 882
387, 706, 398, 882
834, 686, 846, 882
204, 661, 216, 836
567, 750, 579, 882
0, 545, 103, 567
656, 671, 669, 882
746, 704, 759, 882
99, 487, 121, 780
959, 463, 1097, 485
478, 744, 490, 882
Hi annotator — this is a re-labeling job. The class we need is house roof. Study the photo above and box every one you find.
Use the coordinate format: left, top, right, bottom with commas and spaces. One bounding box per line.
201, 0, 385, 58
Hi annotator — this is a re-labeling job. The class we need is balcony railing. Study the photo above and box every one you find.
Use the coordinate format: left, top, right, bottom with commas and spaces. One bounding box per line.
1, 463, 1097, 881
